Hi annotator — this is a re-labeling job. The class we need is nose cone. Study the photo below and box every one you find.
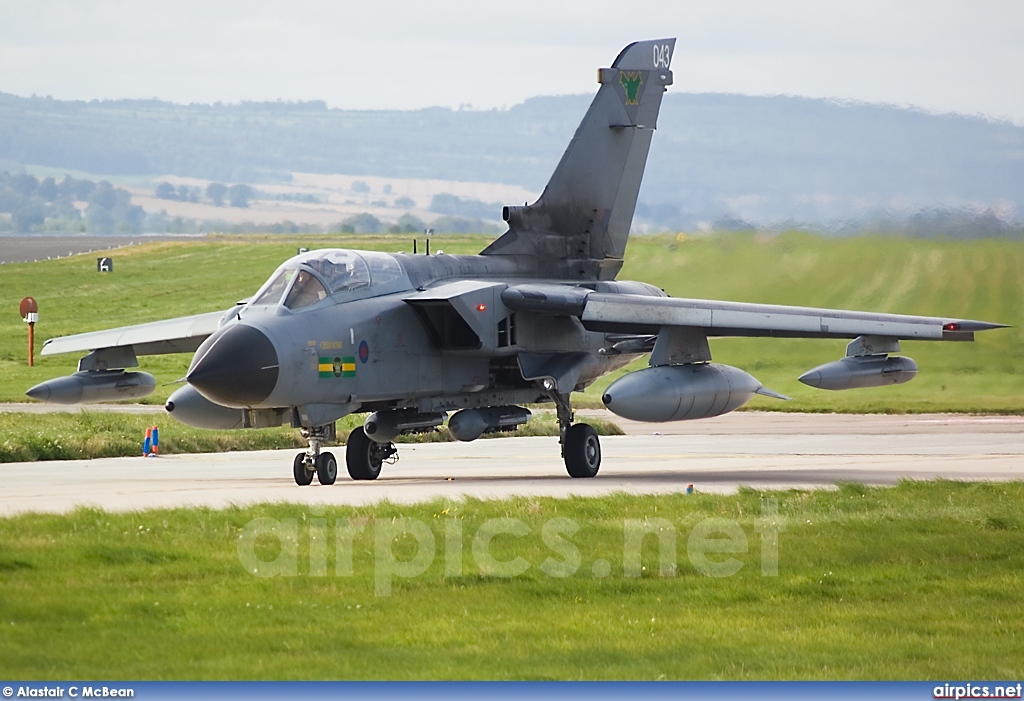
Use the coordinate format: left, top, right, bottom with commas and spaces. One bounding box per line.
797, 369, 823, 388
25, 382, 52, 402
187, 325, 279, 406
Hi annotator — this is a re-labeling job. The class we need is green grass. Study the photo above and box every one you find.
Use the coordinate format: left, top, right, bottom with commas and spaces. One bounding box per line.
0, 409, 622, 462
1, 232, 1021, 413
0, 411, 303, 462
595, 232, 1024, 412
0, 481, 1021, 679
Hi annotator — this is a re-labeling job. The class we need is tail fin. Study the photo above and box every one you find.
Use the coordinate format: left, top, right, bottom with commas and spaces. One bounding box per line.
481, 39, 675, 280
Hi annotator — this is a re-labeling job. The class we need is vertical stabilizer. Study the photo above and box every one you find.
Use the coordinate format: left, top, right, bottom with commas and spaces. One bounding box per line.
482, 39, 675, 279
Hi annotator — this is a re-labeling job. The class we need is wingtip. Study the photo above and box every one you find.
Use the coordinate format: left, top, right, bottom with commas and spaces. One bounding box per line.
954, 320, 1011, 332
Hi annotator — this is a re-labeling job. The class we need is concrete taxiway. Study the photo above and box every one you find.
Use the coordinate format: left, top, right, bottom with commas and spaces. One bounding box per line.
1, 412, 1021, 515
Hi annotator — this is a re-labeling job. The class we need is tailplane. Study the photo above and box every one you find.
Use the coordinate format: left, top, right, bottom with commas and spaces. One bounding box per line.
482, 39, 675, 279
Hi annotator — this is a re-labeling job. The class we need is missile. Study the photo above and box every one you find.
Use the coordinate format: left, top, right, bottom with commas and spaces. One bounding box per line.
448, 406, 532, 442
798, 356, 917, 391
597, 336, 657, 356
25, 370, 156, 405
602, 363, 761, 422
364, 409, 446, 444
165, 384, 244, 430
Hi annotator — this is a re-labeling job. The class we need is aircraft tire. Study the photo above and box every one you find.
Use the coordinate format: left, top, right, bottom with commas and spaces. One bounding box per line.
346, 426, 384, 481
316, 451, 338, 485
293, 452, 314, 486
564, 423, 601, 478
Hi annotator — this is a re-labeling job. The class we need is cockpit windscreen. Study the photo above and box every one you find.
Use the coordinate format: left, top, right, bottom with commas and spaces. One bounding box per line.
248, 249, 406, 311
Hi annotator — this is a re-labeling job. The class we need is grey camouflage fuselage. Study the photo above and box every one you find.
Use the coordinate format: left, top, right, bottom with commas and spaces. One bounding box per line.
29, 39, 1004, 482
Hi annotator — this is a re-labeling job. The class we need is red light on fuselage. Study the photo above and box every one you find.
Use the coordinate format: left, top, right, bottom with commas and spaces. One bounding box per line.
477, 304, 487, 312
943, 322, 960, 331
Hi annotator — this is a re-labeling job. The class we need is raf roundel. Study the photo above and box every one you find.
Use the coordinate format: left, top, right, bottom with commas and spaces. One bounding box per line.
358, 340, 370, 364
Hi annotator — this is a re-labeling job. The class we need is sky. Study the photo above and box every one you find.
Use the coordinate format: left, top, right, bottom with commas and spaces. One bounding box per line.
1, 0, 1023, 123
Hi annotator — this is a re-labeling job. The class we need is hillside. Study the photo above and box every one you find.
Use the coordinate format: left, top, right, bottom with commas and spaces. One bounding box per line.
2, 92, 1023, 230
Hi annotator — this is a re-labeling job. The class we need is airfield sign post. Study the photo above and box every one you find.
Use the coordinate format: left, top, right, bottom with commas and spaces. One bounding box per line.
20, 297, 38, 367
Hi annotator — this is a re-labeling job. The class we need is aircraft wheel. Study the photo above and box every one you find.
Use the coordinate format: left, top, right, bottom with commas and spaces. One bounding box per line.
346, 426, 384, 481
293, 452, 314, 486
564, 423, 601, 478
316, 451, 338, 486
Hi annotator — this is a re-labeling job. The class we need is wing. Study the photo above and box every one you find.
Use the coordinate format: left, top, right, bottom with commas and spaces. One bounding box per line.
501, 285, 1005, 342
40, 310, 226, 358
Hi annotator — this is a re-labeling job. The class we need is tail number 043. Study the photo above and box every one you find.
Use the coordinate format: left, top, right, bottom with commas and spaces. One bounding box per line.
653, 44, 671, 68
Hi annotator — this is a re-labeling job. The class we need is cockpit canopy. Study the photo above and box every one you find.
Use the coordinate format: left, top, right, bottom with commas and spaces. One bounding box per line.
250, 249, 407, 310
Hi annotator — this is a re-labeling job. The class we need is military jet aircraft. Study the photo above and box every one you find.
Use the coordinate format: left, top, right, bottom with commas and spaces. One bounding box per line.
28, 38, 1004, 485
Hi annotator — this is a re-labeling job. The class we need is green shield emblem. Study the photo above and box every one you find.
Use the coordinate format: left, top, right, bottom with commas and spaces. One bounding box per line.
620, 71, 643, 105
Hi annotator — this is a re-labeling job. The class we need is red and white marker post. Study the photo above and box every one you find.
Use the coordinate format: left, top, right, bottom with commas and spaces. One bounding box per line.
19, 297, 38, 367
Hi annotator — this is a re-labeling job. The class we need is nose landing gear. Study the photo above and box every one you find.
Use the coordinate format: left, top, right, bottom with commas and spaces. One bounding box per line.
292, 424, 338, 486
293, 452, 314, 486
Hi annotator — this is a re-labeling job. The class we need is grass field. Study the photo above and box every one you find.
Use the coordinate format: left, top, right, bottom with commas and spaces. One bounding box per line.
1, 232, 1021, 414
0, 481, 1021, 679
0, 410, 302, 462
0, 409, 621, 462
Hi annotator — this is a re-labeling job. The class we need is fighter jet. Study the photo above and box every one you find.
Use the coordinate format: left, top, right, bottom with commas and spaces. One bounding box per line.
28, 39, 1004, 484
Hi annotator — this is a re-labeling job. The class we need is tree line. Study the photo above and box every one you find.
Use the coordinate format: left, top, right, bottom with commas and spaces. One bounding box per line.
154, 181, 256, 208
0, 172, 144, 233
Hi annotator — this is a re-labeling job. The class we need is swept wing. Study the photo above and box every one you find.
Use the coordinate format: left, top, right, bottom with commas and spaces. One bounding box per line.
501, 285, 1005, 342
40, 311, 225, 357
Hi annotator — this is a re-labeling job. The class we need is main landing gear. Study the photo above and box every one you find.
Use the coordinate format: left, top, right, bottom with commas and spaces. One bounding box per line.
552, 391, 601, 478
345, 425, 397, 480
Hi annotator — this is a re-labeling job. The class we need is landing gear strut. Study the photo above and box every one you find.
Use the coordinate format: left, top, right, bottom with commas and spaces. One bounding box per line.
346, 425, 397, 481
293, 424, 337, 485
550, 391, 601, 478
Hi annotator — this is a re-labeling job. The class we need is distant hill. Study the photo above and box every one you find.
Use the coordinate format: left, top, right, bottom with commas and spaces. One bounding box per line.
1, 91, 1023, 230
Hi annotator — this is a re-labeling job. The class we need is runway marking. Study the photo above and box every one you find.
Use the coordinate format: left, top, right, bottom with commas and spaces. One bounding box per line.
913, 417, 1024, 423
